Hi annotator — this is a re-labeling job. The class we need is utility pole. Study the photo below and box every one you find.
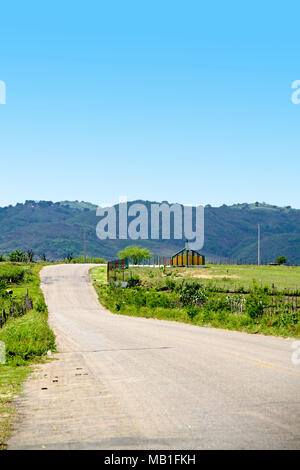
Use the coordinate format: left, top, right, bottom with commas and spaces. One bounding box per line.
84, 225, 87, 263
257, 224, 261, 266
185, 239, 189, 267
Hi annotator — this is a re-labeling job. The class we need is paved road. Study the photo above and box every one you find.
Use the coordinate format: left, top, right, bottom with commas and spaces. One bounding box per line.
9, 264, 300, 449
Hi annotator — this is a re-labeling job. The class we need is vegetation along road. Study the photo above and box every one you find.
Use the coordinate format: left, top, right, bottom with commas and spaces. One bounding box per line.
8, 264, 300, 449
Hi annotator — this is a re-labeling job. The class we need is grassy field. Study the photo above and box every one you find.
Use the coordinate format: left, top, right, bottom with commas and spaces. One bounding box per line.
128, 264, 300, 293
0, 262, 55, 449
92, 264, 300, 339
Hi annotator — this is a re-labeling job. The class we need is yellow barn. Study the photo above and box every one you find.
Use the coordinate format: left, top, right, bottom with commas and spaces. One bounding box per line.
170, 248, 205, 267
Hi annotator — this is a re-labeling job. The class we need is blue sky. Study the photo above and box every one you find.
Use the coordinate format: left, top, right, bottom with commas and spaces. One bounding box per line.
0, 1, 299, 208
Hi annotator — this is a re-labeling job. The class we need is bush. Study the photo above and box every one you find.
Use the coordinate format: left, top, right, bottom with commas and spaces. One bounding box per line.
132, 289, 147, 308
8, 250, 27, 263
186, 305, 200, 320
179, 282, 208, 306
207, 296, 231, 312
245, 290, 269, 319
273, 311, 298, 327
276, 255, 288, 265
165, 278, 176, 291
127, 275, 140, 287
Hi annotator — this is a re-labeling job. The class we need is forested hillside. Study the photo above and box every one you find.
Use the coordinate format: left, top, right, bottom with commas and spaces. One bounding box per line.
0, 200, 299, 264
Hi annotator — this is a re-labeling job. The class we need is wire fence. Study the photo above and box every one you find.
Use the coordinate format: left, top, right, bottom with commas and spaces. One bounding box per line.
0, 291, 33, 328
227, 294, 299, 315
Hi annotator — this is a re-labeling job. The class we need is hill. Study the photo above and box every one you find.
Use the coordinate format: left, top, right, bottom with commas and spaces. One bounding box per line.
0, 200, 299, 264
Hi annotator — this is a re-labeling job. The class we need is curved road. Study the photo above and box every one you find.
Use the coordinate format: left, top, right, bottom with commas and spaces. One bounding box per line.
9, 264, 300, 449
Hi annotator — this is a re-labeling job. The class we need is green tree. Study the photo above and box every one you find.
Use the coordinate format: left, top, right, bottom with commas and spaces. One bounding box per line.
276, 255, 288, 265
118, 245, 152, 265
27, 249, 34, 263
8, 250, 27, 262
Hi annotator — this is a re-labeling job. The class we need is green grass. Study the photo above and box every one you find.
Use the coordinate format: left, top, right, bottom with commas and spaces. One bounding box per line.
0, 263, 55, 449
127, 264, 300, 294
91, 264, 300, 339
89, 265, 107, 283
0, 264, 26, 284
95, 283, 300, 339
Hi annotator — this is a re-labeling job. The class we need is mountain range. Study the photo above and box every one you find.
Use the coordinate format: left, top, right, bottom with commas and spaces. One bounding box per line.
0, 200, 299, 264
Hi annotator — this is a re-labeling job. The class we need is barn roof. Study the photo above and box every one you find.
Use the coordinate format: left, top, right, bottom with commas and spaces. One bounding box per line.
172, 248, 203, 257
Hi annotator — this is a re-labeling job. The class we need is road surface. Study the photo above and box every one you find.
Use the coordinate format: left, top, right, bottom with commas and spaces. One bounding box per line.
8, 264, 300, 449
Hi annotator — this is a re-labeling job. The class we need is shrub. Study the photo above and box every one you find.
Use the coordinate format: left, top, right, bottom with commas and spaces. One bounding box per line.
8, 250, 27, 263
273, 311, 298, 327
132, 289, 147, 308
179, 282, 208, 306
207, 296, 231, 312
165, 278, 176, 291
127, 275, 140, 287
276, 255, 288, 265
154, 282, 168, 291
186, 305, 200, 320
245, 290, 269, 319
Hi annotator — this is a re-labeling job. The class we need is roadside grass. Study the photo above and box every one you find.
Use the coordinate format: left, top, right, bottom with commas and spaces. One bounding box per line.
0, 263, 55, 449
91, 265, 300, 339
89, 265, 107, 283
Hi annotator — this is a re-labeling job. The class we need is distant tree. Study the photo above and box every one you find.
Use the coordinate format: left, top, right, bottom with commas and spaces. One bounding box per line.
66, 252, 73, 263
118, 245, 152, 265
40, 253, 47, 262
8, 250, 27, 262
27, 249, 34, 263
276, 255, 288, 265
0, 254, 6, 262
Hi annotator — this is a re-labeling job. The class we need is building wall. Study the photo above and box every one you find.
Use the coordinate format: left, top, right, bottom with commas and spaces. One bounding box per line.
171, 253, 205, 266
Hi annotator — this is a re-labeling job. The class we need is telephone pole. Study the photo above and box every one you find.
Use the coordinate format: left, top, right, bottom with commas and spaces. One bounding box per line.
257, 224, 261, 266
84, 225, 87, 263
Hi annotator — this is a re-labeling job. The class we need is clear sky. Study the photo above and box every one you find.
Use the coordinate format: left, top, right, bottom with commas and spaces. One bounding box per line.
0, 1, 299, 208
